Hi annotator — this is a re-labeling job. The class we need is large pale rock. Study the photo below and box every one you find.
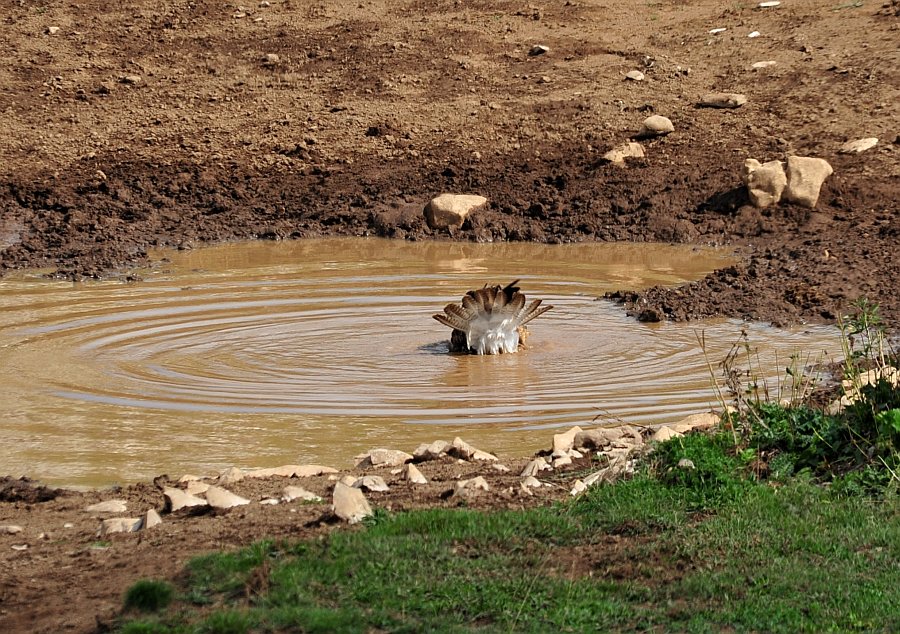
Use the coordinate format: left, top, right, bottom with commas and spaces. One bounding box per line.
602, 142, 644, 165
85, 500, 128, 514
698, 92, 747, 108
520, 457, 552, 477
218, 467, 244, 485
143, 509, 163, 529
449, 437, 497, 462
352, 475, 390, 492
163, 487, 208, 512
414, 440, 451, 461
424, 194, 487, 230
244, 464, 338, 478
650, 426, 683, 442
742, 158, 787, 208
185, 480, 210, 496
205, 486, 251, 509
638, 115, 674, 138
98, 517, 142, 536
670, 412, 720, 433
282, 485, 323, 503
355, 448, 413, 468
521, 476, 546, 488
839, 138, 877, 154
552, 426, 583, 453
404, 463, 428, 484
574, 426, 640, 450
783, 156, 833, 208
1, 525, 24, 534
332, 481, 373, 524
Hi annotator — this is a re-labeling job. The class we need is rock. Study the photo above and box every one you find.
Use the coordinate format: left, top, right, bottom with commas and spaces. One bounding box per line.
839, 138, 878, 154
570, 480, 588, 496
163, 487, 208, 512
98, 517, 142, 536
424, 194, 487, 230
574, 428, 624, 450
638, 115, 674, 138
742, 158, 787, 208
353, 475, 390, 492
625, 70, 645, 81
602, 142, 644, 165
404, 463, 428, 484
491, 463, 511, 473
529, 44, 550, 56
552, 426, 584, 452
521, 476, 545, 488
748, 31, 761, 38
454, 476, 490, 496
85, 500, 128, 514
758, 1, 780, 6
260, 498, 281, 505
244, 464, 338, 478
1, 525, 24, 534
677, 458, 696, 470
282, 485, 323, 502
698, 92, 747, 108
332, 482, 373, 524
520, 457, 552, 477
414, 440, 451, 461
783, 156, 833, 208
552, 454, 573, 468
121, 75, 142, 85
143, 509, 163, 529
670, 412, 720, 433
752, 61, 777, 69
11, 544, 28, 551
178, 474, 202, 482
185, 480, 210, 496
218, 466, 244, 485
205, 486, 251, 509
449, 437, 497, 462
651, 426, 683, 442
355, 448, 413, 468
709, 27, 727, 34
262, 53, 280, 66
47, 26, 61, 35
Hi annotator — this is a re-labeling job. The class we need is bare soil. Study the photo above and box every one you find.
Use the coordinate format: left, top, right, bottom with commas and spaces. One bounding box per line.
0, 0, 898, 631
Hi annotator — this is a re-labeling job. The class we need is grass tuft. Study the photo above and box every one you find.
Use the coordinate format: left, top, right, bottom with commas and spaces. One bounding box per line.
123, 580, 175, 613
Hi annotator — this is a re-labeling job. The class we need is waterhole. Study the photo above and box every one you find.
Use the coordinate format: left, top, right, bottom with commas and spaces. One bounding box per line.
0, 238, 842, 486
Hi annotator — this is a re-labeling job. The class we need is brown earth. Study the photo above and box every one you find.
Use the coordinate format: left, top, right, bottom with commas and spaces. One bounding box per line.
0, 0, 898, 631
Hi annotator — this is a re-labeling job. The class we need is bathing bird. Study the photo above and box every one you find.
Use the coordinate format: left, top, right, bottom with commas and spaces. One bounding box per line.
433, 280, 553, 354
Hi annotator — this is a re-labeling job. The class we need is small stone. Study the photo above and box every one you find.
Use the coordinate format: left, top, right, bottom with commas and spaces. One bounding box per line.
1, 525, 24, 535
260, 498, 281, 505
783, 156, 833, 208
454, 476, 490, 495
521, 476, 545, 488
669, 412, 720, 433
414, 440, 450, 461
748, 31, 761, 38
63, 523, 74, 529
333, 482, 373, 524
520, 457, 552, 477
602, 142, 644, 165
743, 158, 787, 208
752, 60, 777, 69
11, 545, 28, 551
491, 463, 511, 473
85, 500, 128, 514
625, 70, 645, 81
839, 138, 878, 154
47, 26, 61, 35
163, 487, 208, 512
355, 448, 413, 468
758, 1, 780, 7
698, 92, 747, 109
205, 485, 251, 509
259, 0, 271, 6
405, 463, 428, 484
121, 75, 142, 85
424, 194, 488, 230
570, 480, 588, 495
529, 44, 550, 56
574, 428, 625, 450
449, 437, 497, 462
98, 517, 142, 536
282, 485, 323, 502
262, 53, 280, 66
651, 426, 684, 442
638, 115, 675, 138
709, 27, 727, 34
538, 75, 552, 84
143, 509, 163, 529
552, 454, 573, 468
218, 466, 244, 485
677, 458, 696, 470
353, 475, 390, 492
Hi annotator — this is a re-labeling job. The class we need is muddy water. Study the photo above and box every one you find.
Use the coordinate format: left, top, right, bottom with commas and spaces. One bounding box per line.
0, 238, 842, 486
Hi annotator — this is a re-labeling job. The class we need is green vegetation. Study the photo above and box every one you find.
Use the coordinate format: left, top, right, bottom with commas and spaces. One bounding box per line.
124, 580, 175, 613
118, 301, 899, 633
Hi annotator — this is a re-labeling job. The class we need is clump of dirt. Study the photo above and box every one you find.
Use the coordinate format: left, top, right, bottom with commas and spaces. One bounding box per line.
0, 477, 64, 504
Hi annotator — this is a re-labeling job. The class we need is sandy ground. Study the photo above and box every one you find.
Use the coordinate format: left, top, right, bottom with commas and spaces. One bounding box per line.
0, 0, 898, 631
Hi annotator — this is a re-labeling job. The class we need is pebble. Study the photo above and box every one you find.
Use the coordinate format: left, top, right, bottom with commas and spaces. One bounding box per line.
748, 31, 761, 38
602, 141, 645, 165
625, 70, 645, 81
709, 27, 727, 34
752, 60, 777, 69
698, 92, 747, 108
121, 75, 142, 85
46, 26, 61, 35
677, 459, 696, 470
638, 114, 675, 138
98, 517, 142, 536
839, 137, 878, 154
262, 53, 280, 66
1, 525, 24, 535
11, 545, 28, 551
521, 476, 545, 488
282, 485, 323, 502
758, 1, 780, 7
352, 475, 389, 493
529, 44, 550, 56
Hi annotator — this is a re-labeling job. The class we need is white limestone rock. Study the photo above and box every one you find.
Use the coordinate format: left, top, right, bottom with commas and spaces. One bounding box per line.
98, 517, 142, 536
218, 467, 244, 485
453, 476, 490, 497
424, 194, 487, 230
651, 426, 683, 442
352, 475, 390, 492
85, 500, 128, 514
520, 457, 552, 477
602, 142, 644, 165
244, 464, 338, 478
185, 480, 210, 496
742, 158, 787, 208
449, 437, 497, 462
570, 480, 588, 496
552, 426, 584, 453
163, 487, 208, 512
355, 448, 413, 468
752, 60, 777, 69
783, 156, 833, 208
491, 463, 511, 473
670, 412, 720, 434
638, 115, 674, 138
332, 482, 373, 524
282, 485, 323, 503
143, 509, 163, 529
625, 70, 645, 81
404, 463, 428, 484
413, 440, 451, 461
839, 138, 878, 154
521, 476, 546, 488
698, 92, 747, 108
1, 525, 24, 535
205, 486, 251, 509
